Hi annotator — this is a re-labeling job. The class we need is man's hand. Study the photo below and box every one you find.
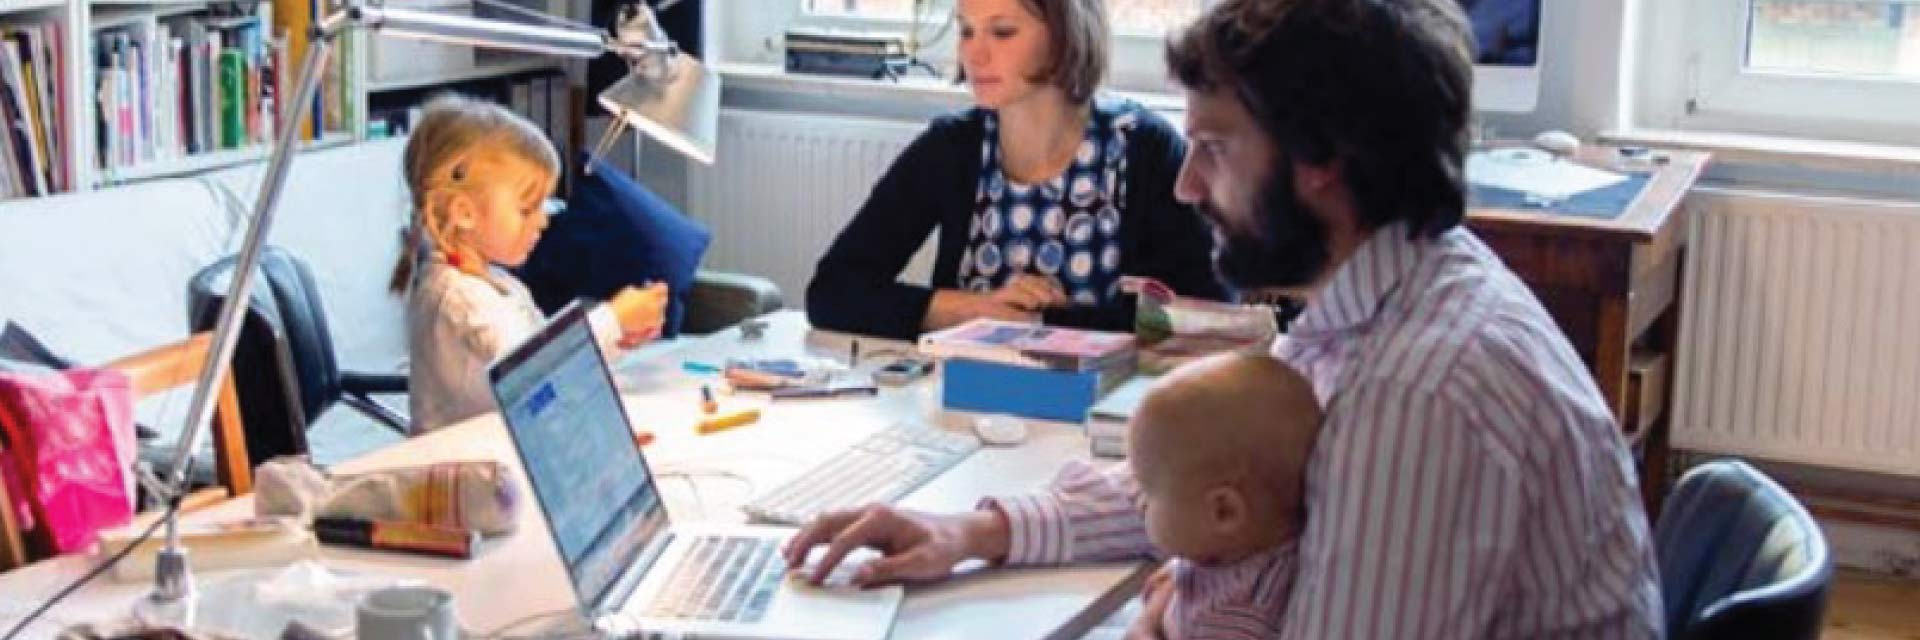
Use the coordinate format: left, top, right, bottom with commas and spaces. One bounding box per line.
782, 504, 1011, 588
1125, 561, 1178, 640
608, 283, 668, 348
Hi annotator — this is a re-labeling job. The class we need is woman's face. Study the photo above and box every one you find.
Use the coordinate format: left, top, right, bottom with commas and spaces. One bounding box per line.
956, 0, 1053, 109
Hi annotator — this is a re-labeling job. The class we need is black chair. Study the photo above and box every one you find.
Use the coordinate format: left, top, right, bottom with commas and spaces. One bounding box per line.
1655, 459, 1832, 640
188, 247, 409, 467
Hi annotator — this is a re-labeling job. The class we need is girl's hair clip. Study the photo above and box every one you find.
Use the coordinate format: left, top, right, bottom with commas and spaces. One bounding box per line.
543, 198, 567, 215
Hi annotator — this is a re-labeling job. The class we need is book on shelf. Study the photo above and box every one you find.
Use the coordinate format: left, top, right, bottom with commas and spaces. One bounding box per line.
0, 18, 66, 199
918, 318, 1136, 372
89, 0, 352, 182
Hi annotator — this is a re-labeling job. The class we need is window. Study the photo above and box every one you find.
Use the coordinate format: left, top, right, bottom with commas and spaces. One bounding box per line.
1638, 0, 1920, 146
804, 0, 1203, 37
1748, 1, 1920, 78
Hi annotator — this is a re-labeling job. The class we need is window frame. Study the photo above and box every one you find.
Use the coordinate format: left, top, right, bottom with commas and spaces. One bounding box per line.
1637, 0, 1920, 147
779, 0, 1204, 96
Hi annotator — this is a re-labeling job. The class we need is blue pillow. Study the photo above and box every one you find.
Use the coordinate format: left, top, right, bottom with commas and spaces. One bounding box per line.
517, 157, 711, 337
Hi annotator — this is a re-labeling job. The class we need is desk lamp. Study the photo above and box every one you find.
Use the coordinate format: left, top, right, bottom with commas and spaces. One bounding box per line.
137, 0, 717, 624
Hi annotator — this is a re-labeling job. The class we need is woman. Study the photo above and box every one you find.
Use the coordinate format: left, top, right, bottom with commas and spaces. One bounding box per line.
806, 0, 1226, 340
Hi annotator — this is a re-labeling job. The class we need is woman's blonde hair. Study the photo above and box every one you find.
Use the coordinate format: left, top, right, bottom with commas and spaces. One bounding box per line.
389, 93, 561, 294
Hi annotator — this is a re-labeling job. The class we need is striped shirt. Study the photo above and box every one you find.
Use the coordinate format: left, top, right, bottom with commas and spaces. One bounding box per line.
987, 223, 1663, 638
1164, 540, 1298, 640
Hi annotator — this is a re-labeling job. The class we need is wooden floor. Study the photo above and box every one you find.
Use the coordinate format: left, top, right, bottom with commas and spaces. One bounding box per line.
1826, 570, 1920, 639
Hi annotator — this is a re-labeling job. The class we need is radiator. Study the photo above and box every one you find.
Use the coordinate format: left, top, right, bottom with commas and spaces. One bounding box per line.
1673, 189, 1920, 477
687, 109, 935, 307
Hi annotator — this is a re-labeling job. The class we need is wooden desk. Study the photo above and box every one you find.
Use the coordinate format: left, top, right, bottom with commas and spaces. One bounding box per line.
0, 311, 1144, 639
1466, 145, 1711, 511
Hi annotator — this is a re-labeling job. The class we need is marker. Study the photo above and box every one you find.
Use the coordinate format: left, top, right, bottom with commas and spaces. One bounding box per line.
313, 517, 477, 559
697, 408, 762, 435
682, 361, 722, 375
769, 384, 879, 399
699, 385, 718, 415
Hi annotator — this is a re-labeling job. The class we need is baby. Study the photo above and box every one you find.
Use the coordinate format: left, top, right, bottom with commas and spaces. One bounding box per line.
1129, 351, 1321, 639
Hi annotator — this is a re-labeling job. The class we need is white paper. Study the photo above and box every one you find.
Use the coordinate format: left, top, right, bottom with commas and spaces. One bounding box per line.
1467, 148, 1627, 200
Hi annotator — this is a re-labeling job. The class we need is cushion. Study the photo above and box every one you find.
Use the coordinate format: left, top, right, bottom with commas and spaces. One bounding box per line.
516, 157, 712, 338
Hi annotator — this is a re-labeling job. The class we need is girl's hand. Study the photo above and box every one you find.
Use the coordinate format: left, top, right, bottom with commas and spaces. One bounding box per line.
610, 283, 669, 347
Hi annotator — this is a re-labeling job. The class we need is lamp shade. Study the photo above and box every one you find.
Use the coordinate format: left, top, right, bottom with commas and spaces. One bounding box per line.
598, 51, 720, 165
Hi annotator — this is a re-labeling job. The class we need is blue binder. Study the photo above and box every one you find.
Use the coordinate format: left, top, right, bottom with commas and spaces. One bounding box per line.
941, 358, 1119, 423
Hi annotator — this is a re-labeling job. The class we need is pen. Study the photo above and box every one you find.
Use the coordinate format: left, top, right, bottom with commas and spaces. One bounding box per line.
769, 385, 880, 399
682, 361, 722, 375
700, 384, 718, 415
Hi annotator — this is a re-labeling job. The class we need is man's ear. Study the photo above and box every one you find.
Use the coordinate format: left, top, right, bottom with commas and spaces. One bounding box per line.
1292, 158, 1343, 195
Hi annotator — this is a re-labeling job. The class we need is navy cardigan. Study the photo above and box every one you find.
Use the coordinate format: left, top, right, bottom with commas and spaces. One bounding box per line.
806, 101, 1227, 340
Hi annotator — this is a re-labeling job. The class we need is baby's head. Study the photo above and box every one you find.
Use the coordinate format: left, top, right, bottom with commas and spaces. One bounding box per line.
391, 94, 561, 292
1129, 351, 1321, 565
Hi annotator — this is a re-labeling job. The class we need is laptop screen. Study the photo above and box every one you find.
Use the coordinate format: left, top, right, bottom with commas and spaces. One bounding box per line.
491, 304, 669, 613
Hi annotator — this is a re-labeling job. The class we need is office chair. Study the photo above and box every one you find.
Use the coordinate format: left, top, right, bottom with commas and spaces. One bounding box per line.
1655, 459, 1832, 640
188, 247, 409, 467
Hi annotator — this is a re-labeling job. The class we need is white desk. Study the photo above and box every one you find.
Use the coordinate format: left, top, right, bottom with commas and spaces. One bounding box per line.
0, 311, 1147, 638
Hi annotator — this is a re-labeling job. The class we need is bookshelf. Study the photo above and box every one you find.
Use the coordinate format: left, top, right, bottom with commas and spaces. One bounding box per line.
0, 0, 583, 203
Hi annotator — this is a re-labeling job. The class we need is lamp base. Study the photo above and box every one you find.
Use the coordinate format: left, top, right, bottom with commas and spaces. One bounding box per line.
133, 546, 198, 629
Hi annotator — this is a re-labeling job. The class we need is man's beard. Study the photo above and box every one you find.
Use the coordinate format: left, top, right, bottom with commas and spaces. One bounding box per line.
1199, 162, 1332, 292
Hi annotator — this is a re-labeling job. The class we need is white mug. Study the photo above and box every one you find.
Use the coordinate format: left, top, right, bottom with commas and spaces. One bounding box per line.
356, 585, 459, 640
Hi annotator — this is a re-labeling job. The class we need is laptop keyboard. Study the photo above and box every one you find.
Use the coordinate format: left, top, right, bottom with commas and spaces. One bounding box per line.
644, 535, 785, 624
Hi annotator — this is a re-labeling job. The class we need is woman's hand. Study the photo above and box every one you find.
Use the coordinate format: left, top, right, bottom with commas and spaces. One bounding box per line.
991, 274, 1068, 313
608, 283, 669, 348
924, 274, 1068, 330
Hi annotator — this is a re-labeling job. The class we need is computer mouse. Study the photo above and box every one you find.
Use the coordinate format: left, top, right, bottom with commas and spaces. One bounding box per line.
973, 415, 1028, 446
1532, 130, 1581, 157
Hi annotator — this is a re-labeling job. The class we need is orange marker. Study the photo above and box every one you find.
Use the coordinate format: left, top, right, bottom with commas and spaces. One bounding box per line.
696, 408, 761, 435
634, 430, 656, 447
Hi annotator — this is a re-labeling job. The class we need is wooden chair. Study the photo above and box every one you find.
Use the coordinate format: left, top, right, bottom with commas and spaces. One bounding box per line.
0, 332, 250, 572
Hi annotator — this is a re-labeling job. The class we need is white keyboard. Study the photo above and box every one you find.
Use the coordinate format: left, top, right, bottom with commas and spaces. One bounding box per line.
743, 421, 982, 526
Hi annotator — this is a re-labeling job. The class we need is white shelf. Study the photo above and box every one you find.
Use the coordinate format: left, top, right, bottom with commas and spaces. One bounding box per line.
370, 58, 560, 92
88, 0, 210, 6
0, 0, 63, 14
90, 2, 202, 28
98, 133, 355, 186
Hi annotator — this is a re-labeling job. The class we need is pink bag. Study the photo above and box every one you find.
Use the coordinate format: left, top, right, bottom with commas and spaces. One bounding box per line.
0, 368, 137, 554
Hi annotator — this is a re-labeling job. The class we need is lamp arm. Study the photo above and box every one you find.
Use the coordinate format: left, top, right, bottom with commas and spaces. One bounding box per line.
160, 11, 351, 500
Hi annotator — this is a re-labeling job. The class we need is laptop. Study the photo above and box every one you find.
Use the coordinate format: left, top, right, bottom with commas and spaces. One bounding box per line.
489, 302, 903, 639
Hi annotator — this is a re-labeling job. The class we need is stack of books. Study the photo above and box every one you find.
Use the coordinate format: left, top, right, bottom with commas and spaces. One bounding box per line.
1085, 375, 1153, 458
919, 319, 1136, 423
0, 20, 68, 199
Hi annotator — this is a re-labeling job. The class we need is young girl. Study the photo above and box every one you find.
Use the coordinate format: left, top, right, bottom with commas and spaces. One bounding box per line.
390, 94, 667, 434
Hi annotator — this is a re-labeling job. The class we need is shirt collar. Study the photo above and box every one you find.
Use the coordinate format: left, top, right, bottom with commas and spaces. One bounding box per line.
1174, 539, 1299, 596
1289, 221, 1426, 336
429, 252, 516, 297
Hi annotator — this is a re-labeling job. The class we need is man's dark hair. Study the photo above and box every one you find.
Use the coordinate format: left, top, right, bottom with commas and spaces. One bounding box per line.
1167, 0, 1476, 239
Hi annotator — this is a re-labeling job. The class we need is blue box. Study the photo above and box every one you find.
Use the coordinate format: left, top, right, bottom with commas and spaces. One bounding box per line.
940, 357, 1131, 423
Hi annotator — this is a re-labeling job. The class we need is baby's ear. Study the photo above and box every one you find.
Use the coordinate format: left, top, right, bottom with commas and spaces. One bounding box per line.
1206, 485, 1249, 531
